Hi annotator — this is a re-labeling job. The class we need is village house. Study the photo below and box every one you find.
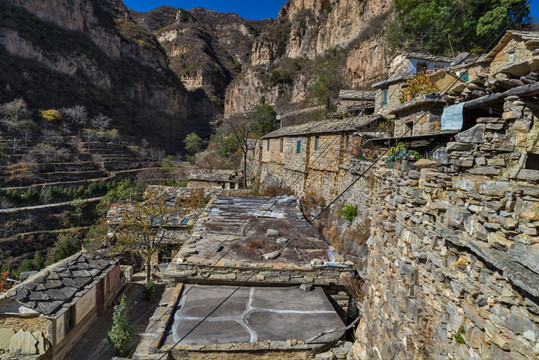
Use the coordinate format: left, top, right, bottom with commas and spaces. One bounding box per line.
372, 52, 452, 115
335, 89, 376, 117
0, 252, 124, 360
187, 170, 243, 190
258, 114, 383, 199
483, 30, 539, 76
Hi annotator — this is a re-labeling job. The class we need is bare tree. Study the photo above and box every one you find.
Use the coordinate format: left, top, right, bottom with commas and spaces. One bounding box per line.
148, 147, 165, 161
0, 99, 29, 122
21, 128, 33, 147
62, 105, 87, 126
28, 143, 69, 169
41, 129, 62, 144
0, 197, 12, 209
196, 151, 221, 173
11, 138, 22, 154
83, 128, 100, 150
224, 115, 250, 188
90, 113, 112, 129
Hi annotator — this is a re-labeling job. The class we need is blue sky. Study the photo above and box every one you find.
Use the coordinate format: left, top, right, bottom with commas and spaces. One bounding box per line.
124, 0, 288, 20
124, 1, 538, 22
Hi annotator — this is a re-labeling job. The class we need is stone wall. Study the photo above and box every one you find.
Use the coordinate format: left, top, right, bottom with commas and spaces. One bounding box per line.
0, 315, 50, 358
348, 95, 539, 359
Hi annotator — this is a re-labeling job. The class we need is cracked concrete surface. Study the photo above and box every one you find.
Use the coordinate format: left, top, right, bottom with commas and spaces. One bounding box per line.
166, 285, 345, 346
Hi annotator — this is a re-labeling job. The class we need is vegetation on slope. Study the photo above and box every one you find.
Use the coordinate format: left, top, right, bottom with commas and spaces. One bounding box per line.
385, 0, 531, 55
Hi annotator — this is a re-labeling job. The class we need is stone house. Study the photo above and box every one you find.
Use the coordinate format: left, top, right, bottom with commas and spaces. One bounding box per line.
187, 170, 242, 190
483, 30, 539, 77
0, 252, 124, 359
336, 89, 376, 116
259, 115, 382, 199
373, 52, 452, 115
389, 95, 446, 137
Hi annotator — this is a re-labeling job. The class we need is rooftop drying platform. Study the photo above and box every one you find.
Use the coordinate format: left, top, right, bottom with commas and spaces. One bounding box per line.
164, 195, 354, 286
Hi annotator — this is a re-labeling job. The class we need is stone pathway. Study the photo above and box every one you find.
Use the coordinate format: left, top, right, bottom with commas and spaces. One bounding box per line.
67, 282, 164, 360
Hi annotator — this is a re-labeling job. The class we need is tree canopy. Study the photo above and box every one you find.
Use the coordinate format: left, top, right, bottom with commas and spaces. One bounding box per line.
385, 0, 531, 55
310, 59, 342, 110
250, 104, 278, 137
183, 132, 202, 154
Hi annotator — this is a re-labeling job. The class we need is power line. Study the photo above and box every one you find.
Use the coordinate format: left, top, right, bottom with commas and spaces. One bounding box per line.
158, 2, 531, 355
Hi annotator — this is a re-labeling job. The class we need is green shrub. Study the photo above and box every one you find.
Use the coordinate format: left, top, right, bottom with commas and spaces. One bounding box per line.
340, 204, 357, 222
143, 281, 155, 301
108, 295, 133, 354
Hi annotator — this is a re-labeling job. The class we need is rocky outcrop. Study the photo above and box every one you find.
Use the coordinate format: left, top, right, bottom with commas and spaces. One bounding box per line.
0, 0, 208, 152
131, 6, 267, 114
225, 0, 392, 117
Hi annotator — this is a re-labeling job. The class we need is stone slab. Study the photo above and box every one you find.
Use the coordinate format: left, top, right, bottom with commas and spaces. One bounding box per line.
167, 285, 344, 347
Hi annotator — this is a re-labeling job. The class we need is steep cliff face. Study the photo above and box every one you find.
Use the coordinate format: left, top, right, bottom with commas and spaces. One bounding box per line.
225, 0, 392, 117
0, 0, 207, 152
131, 6, 268, 114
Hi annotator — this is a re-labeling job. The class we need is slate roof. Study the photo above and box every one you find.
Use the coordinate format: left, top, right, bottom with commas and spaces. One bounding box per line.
388, 94, 446, 115
338, 89, 376, 100
261, 115, 382, 139
482, 30, 539, 63
4, 252, 116, 317
188, 170, 241, 183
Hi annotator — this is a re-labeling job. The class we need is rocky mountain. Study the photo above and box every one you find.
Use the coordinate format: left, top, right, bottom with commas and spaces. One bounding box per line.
131, 6, 269, 115
225, 0, 393, 117
0, 0, 210, 152
0, 0, 394, 150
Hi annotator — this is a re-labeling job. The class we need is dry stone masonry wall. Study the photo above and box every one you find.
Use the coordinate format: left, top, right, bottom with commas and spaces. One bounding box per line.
348, 96, 539, 359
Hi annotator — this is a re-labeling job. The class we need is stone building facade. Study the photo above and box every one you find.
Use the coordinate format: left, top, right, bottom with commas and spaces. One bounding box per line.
389, 96, 446, 137
258, 116, 382, 200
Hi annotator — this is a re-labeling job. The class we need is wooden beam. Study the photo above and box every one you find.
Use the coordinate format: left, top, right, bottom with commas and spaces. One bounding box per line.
463, 81, 539, 110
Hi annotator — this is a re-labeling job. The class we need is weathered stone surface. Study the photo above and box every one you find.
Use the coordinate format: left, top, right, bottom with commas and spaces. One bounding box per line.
455, 124, 485, 143
433, 148, 449, 164
0, 329, 14, 351
447, 142, 474, 151
9, 330, 37, 355
488, 233, 515, 250
413, 159, 440, 169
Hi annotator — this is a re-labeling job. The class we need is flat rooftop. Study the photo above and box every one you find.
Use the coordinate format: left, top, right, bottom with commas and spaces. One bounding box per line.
171, 195, 333, 269
165, 285, 345, 346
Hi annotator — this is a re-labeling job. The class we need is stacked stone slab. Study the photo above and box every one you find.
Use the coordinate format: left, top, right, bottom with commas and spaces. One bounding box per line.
349, 94, 538, 359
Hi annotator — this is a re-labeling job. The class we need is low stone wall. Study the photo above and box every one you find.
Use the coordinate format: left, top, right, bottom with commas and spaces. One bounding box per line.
167, 263, 352, 287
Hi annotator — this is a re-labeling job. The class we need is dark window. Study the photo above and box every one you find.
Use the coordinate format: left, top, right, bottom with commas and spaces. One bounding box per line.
526, 153, 539, 170
280, 139, 283, 153
296, 140, 301, 153
381, 89, 388, 106
405, 122, 414, 136
65, 306, 75, 334
266, 140, 270, 151
314, 136, 320, 151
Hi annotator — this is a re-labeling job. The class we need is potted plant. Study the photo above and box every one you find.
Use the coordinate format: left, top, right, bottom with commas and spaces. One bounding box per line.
386, 142, 421, 169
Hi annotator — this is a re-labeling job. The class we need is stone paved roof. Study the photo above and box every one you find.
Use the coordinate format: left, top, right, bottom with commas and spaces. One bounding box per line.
4, 252, 116, 317
261, 115, 382, 139
482, 30, 539, 63
388, 94, 446, 115
188, 170, 241, 182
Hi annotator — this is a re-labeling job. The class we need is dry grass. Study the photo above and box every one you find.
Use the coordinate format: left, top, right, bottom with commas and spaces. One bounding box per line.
261, 185, 294, 197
